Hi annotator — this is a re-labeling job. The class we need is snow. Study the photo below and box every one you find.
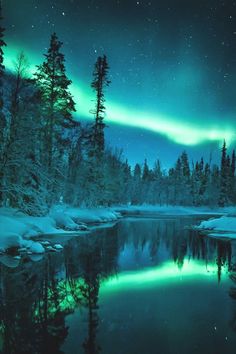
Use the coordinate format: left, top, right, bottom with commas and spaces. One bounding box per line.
56, 205, 121, 224
22, 240, 45, 254
46, 246, 57, 252
0, 255, 20, 268
0, 204, 235, 254
196, 216, 236, 239
0, 205, 121, 253
54, 244, 63, 250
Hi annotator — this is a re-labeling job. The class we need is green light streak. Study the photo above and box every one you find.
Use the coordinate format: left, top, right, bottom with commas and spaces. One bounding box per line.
4, 44, 236, 146
100, 260, 227, 294
31, 260, 227, 317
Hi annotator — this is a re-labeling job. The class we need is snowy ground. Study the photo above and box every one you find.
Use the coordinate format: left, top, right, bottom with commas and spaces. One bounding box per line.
196, 215, 236, 239
0, 205, 121, 255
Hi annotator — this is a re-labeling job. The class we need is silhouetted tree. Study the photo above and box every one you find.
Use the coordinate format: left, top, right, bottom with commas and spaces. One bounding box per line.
219, 140, 228, 206
0, 2, 6, 203
90, 55, 110, 155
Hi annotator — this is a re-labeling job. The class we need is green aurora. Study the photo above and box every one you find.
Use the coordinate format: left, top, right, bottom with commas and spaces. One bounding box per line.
4, 45, 236, 147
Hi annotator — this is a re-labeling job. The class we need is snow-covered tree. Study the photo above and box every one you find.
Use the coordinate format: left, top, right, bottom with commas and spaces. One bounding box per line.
34, 33, 76, 204
83, 55, 111, 206
0, 3, 6, 203
90, 55, 110, 155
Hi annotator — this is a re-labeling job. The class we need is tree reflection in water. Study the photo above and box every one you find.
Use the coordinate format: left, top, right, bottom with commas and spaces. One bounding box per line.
0, 217, 235, 354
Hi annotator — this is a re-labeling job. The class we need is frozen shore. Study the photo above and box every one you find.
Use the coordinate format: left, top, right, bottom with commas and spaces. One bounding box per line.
0, 204, 235, 255
0, 205, 121, 254
196, 215, 236, 239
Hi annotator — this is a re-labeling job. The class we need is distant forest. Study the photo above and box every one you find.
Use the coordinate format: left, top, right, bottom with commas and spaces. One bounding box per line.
0, 7, 235, 215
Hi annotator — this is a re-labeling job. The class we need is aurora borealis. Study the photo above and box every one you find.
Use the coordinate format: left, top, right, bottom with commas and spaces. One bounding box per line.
3, 0, 236, 164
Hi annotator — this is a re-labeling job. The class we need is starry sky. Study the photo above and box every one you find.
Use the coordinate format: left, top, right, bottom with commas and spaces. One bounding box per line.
3, 0, 236, 166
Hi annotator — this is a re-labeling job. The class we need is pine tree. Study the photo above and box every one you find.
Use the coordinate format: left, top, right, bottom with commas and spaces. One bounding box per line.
142, 159, 150, 182
209, 164, 220, 206
122, 159, 132, 203
0, 1, 5, 115
134, 163, 142, 180
34, 33, 76, 205
173, 157, 182, 204
90, 55, 110, 155
0, 2, 6, 203
229, 150, 236, 203
83, 55, 111, 206
219, 140, 228, 207
180, 151, 191, 204
2, 53, 47, 214
151, 159, 163, 205
181, 151, 190, 178
34, 32, 76, 172
131, 163, 142, 204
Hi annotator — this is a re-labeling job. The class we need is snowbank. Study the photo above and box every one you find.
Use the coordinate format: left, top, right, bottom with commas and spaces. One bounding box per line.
0, 205, 121, 253
0, 204, 233, 254
63, 206, 121, 223
196, 216, 236, 239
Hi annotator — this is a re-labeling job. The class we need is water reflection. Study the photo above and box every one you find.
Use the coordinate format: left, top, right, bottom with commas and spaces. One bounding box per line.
0, 216, 236, 353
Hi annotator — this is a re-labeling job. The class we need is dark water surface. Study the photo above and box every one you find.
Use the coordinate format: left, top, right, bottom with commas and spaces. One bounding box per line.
1, 216, 236, 354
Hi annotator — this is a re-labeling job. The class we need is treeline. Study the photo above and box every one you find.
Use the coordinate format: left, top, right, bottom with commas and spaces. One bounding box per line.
128, 143, 236, 207
0, 7, 235, 215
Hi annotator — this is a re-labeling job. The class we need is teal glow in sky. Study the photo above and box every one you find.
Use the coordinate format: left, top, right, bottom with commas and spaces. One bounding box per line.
4, 0, 236, 165
4, 45, 235, 147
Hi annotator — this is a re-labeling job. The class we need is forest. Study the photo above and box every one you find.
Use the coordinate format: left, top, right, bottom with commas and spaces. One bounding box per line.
0, 8, 235, 216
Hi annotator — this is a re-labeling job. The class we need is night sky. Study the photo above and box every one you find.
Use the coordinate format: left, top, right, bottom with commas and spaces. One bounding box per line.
3, 0, 236, 166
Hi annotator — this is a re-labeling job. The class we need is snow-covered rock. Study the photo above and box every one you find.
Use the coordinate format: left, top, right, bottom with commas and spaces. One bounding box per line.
22, 240, 45, 254
196, 216, 236, 239
40, 241, 50, 246
0, 231, 22, 251
0, 255, 20, 268
18, 247, 27, 252
54, 244, 63, 250
29, 254, 44, 262
29, 242, 45, 254
50, 208, 82, 231
46, 246, 57, 252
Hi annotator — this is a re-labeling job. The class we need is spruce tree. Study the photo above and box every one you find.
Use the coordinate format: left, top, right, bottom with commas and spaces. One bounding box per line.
0, 2, 6, 203
34, 33, 76, 205
84, 55, 110, 206
91, 55, 110, 155
34, 32, 76, 172
142, 159, 150, 181
153, 160, 163, 205
229, 150, 236, 203
181, 151, 190, 178
174, 157, 182, 204
219, 140, 228, 207
0, 1, 5, 114
132, 163, 142, 204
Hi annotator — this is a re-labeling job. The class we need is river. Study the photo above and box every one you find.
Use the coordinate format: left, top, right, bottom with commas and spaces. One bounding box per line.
0, 215, 236, 354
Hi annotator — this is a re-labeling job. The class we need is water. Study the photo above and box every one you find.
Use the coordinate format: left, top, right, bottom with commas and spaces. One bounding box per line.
1, 216, 236, 354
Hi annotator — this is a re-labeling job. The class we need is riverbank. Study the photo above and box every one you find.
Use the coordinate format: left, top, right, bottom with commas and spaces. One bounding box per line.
0, 204, 235, 255
196, 215, 236, 239
0, 205, 121, 254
